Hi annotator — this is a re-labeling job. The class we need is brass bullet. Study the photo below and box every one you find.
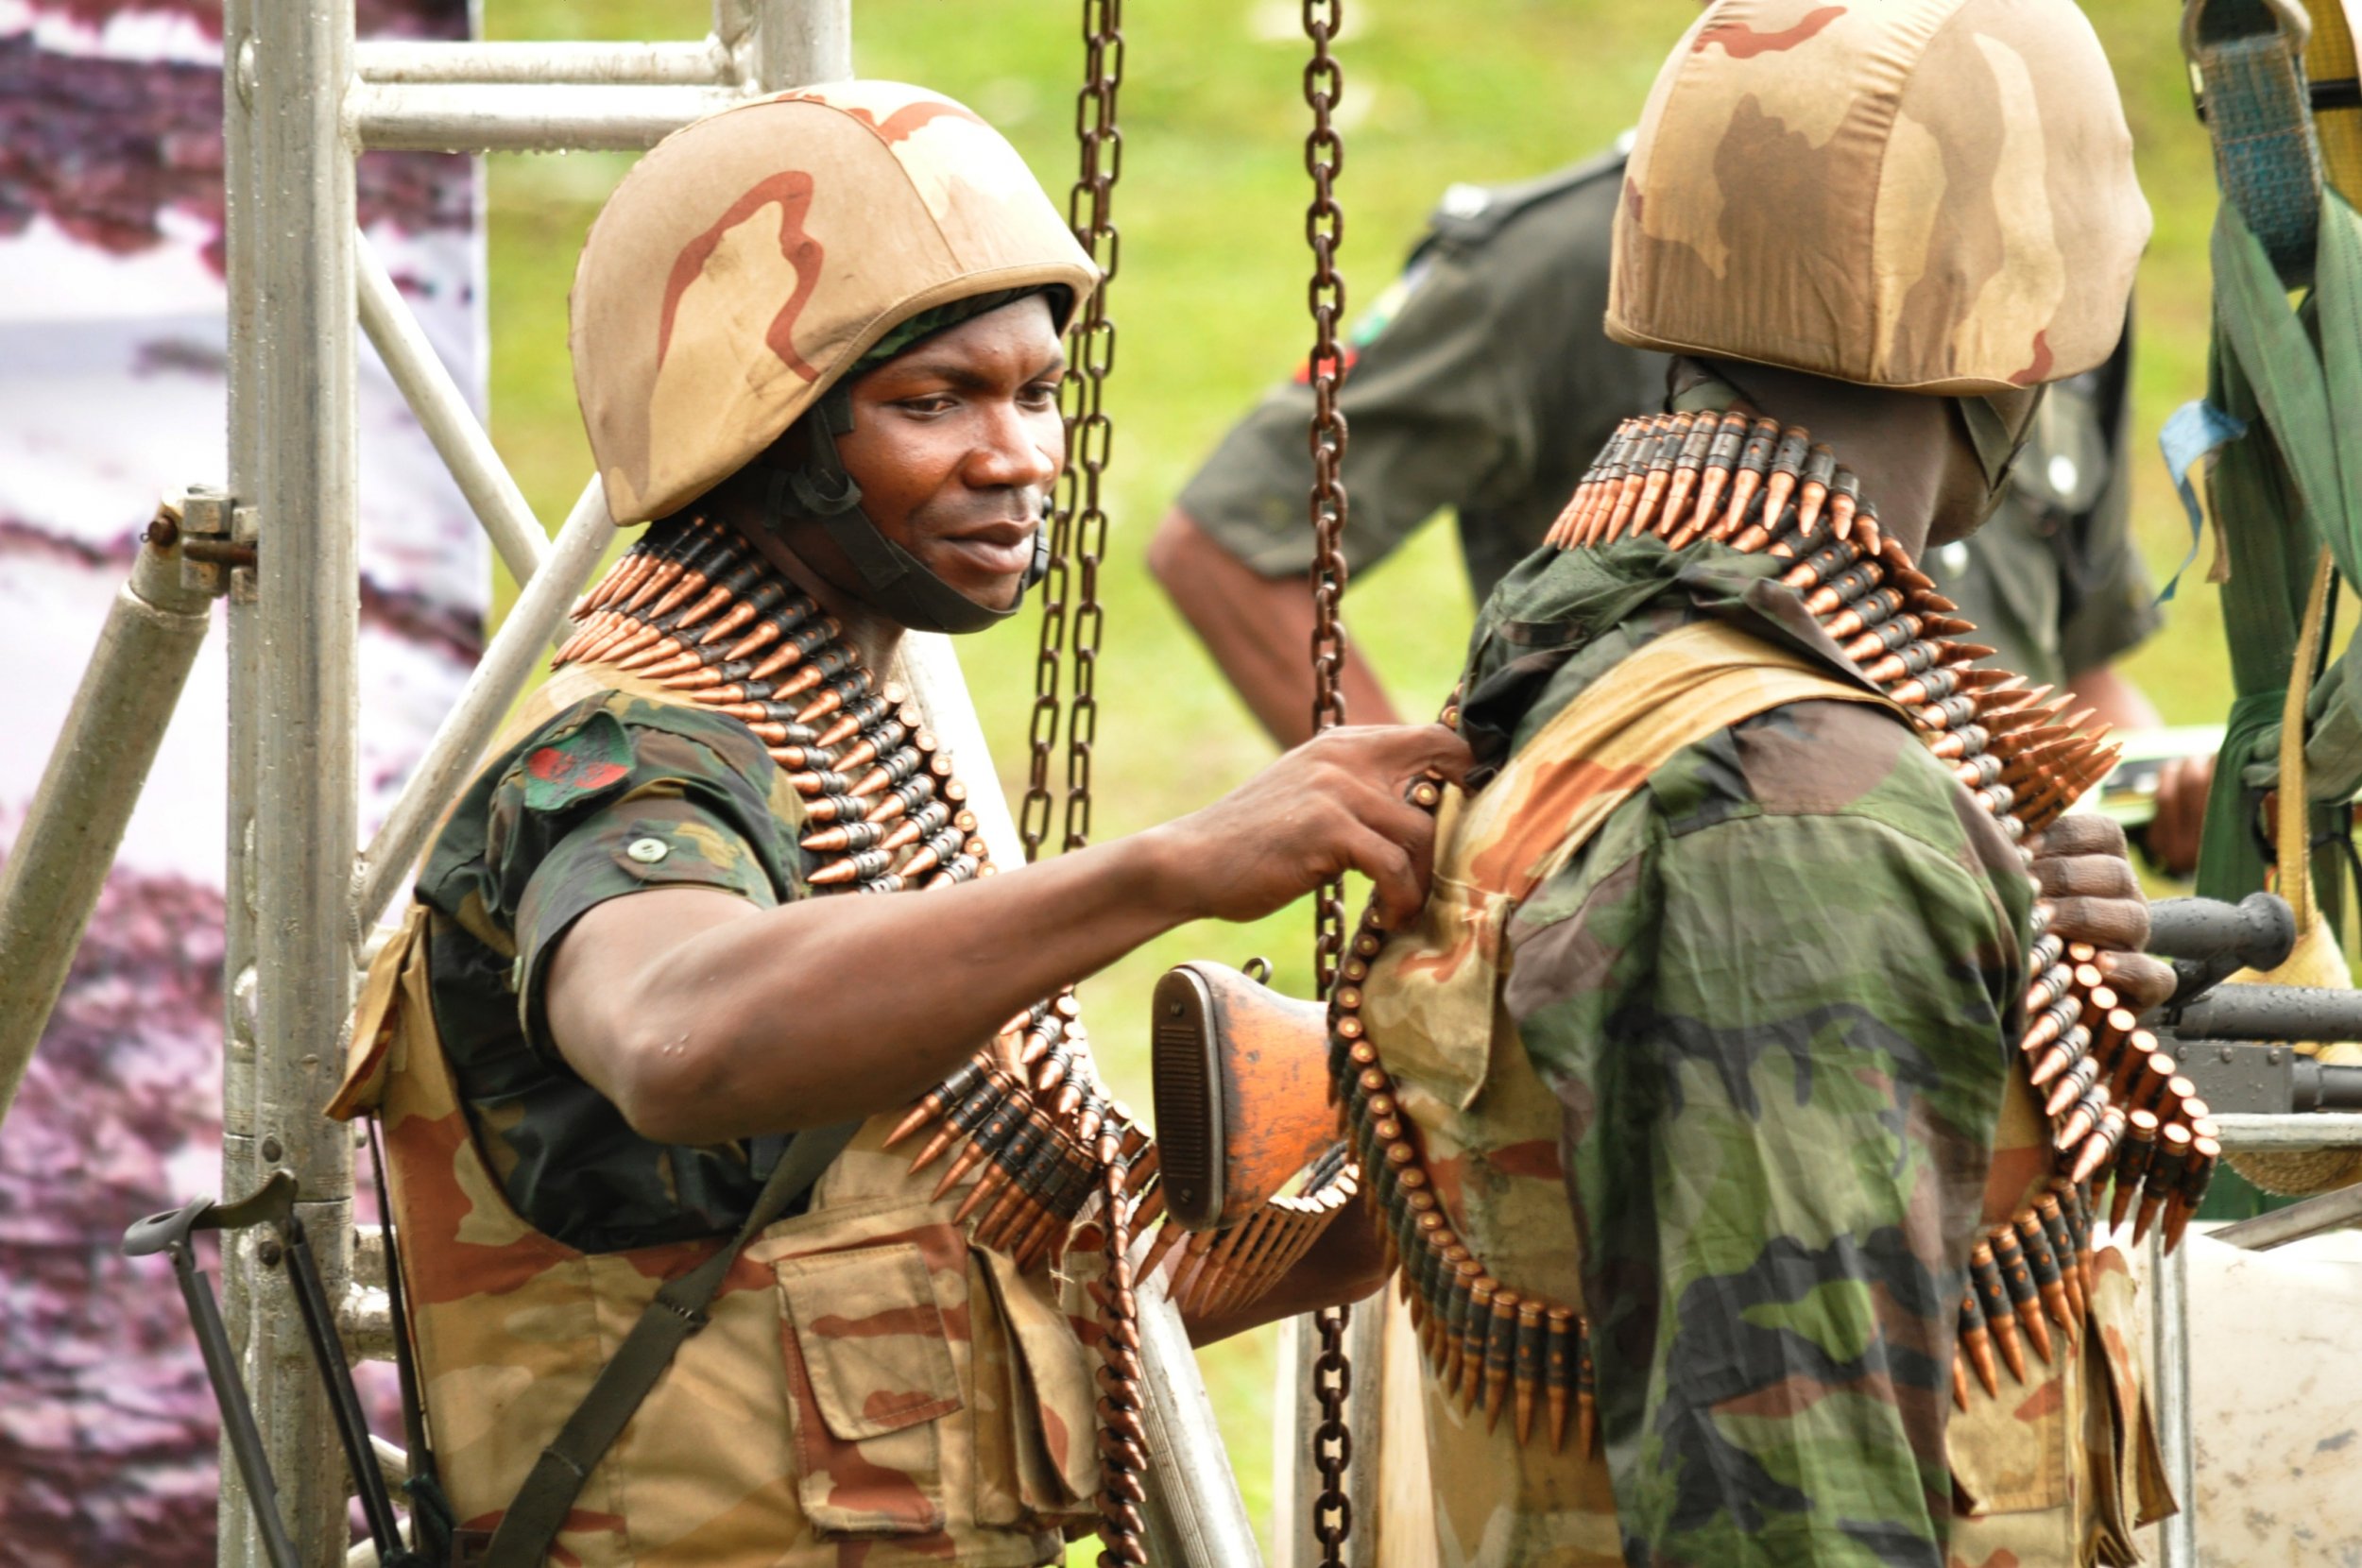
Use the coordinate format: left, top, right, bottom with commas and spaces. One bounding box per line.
1958, 1281, 2000, 1398
1970, 1242, 2027, 1384
2132, 1124, 2193, 1246
1819, 586, 1906, 641
2014, 1211, 2076, 1345
1657, 415, 1721, 540
1460, 1278, 1498, 1410
1577, 1339, 1600, 1458
1483, 1289, 1521, 1430
2164, 1134, 2219, 1253
1675, 413, 1748, 548
1572, 419, 1646, 546
1990, 1227, 2053, 1365
884, 1059, 984, 1150
2109, 1108, 2161, 1232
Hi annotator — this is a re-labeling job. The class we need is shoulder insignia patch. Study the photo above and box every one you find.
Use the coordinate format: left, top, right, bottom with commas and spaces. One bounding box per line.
520, 711, 635, 813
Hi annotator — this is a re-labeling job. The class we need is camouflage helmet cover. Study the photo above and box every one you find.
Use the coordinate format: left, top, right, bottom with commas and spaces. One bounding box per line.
1604, 0, 2151, 394
573, 81, 1099, 524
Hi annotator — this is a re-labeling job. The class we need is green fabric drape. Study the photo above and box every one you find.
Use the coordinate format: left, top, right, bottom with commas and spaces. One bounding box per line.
2195, 192, 2362, 923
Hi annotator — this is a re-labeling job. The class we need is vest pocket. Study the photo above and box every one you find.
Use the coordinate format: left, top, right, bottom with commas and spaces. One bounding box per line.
969, 1247, 1099, 1526
1947, 1338, 2072, 1519
778, 1240, 964, 1535
2086, 1247, 2174, 1561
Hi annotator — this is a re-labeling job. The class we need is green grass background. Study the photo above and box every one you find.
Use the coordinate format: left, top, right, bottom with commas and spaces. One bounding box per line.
477, 1, 2236, 1553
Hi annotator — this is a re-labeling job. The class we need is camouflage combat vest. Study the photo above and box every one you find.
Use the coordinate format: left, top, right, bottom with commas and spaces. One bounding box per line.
1355, 622, 2168, 1566
332, 670, 1100, 1568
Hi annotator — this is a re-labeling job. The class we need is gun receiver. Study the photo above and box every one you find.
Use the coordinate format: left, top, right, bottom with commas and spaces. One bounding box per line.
1150, 961, 1341, 1232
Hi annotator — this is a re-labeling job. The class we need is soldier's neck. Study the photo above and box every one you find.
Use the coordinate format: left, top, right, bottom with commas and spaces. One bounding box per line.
1681, 359, 1973, 561
732, 517, 906, 675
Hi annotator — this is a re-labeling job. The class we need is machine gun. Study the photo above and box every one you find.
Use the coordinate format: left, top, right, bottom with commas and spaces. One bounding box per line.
2144, 893, 2362, 1116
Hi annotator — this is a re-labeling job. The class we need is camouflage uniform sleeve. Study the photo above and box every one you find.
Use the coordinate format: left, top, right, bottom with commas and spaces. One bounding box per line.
1172, 237, 1531, 578
1504, 743, 2027, 1561
471, 695, 800, 1062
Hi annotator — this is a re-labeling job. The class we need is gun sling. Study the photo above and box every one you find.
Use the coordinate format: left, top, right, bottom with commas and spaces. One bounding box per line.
481, 1117, 862, 1568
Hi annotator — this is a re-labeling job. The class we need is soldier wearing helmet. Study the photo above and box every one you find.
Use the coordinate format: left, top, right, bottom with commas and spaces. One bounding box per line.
330, 83, 1447, 1566
1152, 30, 2214, 877
1311, 6, 2179, 1563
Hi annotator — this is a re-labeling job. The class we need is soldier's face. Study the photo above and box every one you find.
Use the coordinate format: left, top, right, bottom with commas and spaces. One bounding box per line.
835, 298, 1067, 610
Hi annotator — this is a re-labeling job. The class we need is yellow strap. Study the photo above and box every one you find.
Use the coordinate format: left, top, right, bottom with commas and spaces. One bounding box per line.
1449, 621, 1903, 902
2275, 548, 2336, 933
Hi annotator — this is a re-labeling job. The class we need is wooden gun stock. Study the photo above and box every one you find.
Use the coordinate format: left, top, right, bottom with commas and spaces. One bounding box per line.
1150, 961, 1342, 1232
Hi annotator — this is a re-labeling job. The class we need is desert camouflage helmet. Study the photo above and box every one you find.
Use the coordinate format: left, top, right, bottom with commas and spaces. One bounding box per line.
573, 81, 1099, 526
1605, 0, 2151, 394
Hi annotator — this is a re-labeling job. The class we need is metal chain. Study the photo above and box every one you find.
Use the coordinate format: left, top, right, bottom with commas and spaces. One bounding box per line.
1026, 8, 1144, 1561
1061, 0, 1123, 853
1303, 4, 1356, 1565
1310, 1301, 1355, 1563
1021, 0, 1125, 861
1303, 0, 1351, 996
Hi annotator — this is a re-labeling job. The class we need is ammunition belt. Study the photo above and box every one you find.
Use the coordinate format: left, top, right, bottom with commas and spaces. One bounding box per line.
1332, 410, 2222, 1445
555, 515, 1155, 1265
1138, 1144, 1362, 1323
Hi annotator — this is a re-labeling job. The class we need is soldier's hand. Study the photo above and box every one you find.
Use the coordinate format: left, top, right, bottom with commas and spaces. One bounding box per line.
1153, 724, 1472, 929
2028, 814, 2175, 1012
2142, 753, 2214, 878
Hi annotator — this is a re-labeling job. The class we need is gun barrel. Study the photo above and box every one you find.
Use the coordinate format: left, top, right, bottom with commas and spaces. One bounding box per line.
2169, 983, 2362, 1045
2303, 1061, 2362, 1113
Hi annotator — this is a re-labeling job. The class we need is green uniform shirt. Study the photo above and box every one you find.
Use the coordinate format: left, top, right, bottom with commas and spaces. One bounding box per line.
417, 690, 813, 1253
1460, 538, 2031, 1560
1176, 147, 2160, 688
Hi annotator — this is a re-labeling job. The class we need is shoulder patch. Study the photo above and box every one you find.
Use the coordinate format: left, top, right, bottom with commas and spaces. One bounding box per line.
520, 710, 635, 813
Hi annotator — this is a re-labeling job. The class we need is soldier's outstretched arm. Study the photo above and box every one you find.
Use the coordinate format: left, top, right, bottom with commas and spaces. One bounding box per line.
541, 723, 1468, 1146
1147, 507, 1402, 748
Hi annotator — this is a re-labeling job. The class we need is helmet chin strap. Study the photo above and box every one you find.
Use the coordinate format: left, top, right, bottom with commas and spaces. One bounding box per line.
1951, 387, 2048, 528
755, 387, 1051, 637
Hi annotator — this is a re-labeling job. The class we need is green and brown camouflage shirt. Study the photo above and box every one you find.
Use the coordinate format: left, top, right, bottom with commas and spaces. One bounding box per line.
417, 690, 814, 1253
1458, 537, 2033, 1561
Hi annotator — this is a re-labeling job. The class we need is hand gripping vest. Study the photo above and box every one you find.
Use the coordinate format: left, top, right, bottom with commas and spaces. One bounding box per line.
332, 680, 1103, 1566
1340, 415, 2182, 1566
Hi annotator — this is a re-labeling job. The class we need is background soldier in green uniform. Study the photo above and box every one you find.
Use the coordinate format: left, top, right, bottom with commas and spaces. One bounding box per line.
1150, 128, 2207, 867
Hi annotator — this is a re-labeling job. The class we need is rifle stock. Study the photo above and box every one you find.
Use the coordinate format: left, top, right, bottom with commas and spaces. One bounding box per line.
1150, 962, 1340, 1232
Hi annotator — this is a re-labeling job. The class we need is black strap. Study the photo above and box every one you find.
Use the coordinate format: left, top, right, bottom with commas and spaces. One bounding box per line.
482, 1120, 861, 1568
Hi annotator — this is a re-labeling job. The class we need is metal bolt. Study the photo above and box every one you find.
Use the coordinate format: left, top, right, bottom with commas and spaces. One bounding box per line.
257, 1236, 282, 1268
260, 1135, 282, 1163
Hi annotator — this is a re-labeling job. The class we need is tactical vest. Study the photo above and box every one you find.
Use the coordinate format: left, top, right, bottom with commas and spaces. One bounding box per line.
332, 667, 1101, 1567
1350, 622, 2168, 1567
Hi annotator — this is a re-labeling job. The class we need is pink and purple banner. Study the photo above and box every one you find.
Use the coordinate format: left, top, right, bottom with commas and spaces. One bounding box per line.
0, 3, 487, 1559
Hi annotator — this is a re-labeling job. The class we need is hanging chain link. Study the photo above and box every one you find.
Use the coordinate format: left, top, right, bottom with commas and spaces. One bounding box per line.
1061, 0, 1123, 854
1021, 0, 1125, 861
1303, 3, 1356, 1564
1303, 0, 1352, 996
1019, 7, 1145, 1562
1310, 1303, 1355, 1563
